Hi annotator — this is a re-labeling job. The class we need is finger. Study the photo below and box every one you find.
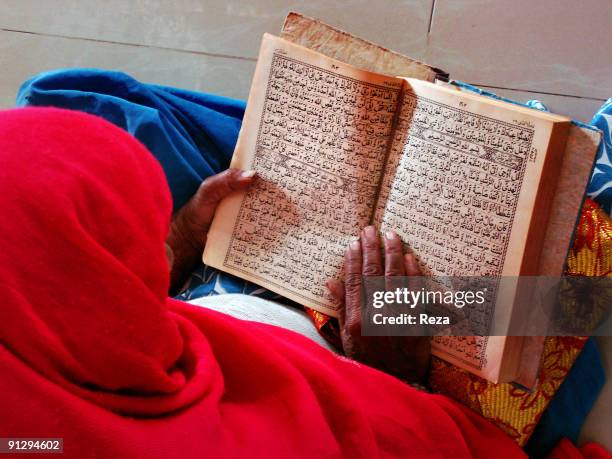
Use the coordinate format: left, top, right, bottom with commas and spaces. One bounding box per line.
361, 226, 383, 276
344, 238, 363, 336
404, 253, 421, 276
197, 168, 257, 205
326, 279, 345, 304
383, 230, 405, 277
325, 279, 346, 324
404, 253, 423, 297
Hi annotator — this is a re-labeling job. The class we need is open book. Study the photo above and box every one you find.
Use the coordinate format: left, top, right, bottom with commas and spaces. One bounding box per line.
204, 16, 599, 383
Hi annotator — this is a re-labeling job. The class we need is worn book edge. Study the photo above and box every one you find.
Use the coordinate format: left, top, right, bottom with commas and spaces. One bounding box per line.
281, 11, 447, 82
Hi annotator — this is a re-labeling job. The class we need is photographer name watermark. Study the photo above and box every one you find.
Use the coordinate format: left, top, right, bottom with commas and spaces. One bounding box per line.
361, 276, 611, 337
371, 286, 488, 326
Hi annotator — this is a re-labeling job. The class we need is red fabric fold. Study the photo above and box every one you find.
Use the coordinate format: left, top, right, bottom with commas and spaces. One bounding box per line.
0, 108, 526, 458
548, 439, 612, 459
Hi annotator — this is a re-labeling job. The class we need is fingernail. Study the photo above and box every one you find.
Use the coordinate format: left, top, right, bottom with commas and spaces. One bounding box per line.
364, 226, 376, 238
385, 230, 396, 240
350, 239, 360, 250
241, 170, 256, 178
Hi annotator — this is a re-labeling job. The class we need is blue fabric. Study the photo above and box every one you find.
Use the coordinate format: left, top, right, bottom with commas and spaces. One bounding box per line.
525, 338, 605, 458
17, 70, 610, 454
588, 98, 612, 214
17, 69, 245, 211
175, 264, 291, 304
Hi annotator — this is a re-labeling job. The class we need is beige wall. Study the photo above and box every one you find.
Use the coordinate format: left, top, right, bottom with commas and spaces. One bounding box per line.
1, 0, 610, 121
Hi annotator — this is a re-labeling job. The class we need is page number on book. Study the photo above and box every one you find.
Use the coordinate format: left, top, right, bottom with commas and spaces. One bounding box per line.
529, 147, 538, 163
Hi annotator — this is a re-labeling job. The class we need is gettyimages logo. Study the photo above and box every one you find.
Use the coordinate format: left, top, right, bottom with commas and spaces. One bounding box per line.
361, 276, 612, 337
371, 287, 487, 309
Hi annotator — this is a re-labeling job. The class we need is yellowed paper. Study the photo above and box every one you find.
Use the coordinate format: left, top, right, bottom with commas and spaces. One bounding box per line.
373, 79, 570, 381
204, 34, 403, 316
440, 82, 601, 277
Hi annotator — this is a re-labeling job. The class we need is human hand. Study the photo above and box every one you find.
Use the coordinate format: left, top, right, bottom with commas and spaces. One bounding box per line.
167, 168, 256, 291
326, 226, 431, 384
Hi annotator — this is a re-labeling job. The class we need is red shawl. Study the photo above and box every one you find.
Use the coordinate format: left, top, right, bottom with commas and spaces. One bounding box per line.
0, 108, 525, 458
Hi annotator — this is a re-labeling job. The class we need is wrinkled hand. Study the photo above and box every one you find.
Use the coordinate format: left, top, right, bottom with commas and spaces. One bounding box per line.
326, 225, 431, 384
167, 168, 256, 292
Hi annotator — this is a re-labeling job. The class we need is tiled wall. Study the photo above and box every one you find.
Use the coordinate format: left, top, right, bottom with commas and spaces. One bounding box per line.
1, 0, 610, 121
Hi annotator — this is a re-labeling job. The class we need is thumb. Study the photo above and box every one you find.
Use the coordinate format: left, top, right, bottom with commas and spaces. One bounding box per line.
172, 169, 256, 247
196, 168, 256, 205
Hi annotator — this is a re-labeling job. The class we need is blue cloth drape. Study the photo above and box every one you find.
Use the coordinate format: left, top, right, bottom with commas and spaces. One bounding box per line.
588, 98, 612, 214
17, 69, 245, 211
525, 338, 605, 457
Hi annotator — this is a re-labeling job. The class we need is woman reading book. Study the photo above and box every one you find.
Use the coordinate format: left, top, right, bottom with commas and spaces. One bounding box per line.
0, 107, 527, 458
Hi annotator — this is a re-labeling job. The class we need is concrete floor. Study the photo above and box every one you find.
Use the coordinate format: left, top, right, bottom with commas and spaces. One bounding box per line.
0, 0, 610, 451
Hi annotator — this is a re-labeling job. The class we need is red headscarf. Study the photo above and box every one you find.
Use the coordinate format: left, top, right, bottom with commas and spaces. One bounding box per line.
0, 108, 524, 458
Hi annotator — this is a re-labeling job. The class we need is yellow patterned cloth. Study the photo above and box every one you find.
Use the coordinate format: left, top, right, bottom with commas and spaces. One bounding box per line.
428, 198, 611, 446
567, 199, 612, 277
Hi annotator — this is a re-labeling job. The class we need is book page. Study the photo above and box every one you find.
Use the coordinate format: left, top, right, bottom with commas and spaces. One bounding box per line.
439, 82, 601, 276
373, 79, 570, 380
204, 34, 402, 316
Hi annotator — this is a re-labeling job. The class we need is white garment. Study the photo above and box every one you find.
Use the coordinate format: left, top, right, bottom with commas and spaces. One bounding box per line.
188, 294, 336, 352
